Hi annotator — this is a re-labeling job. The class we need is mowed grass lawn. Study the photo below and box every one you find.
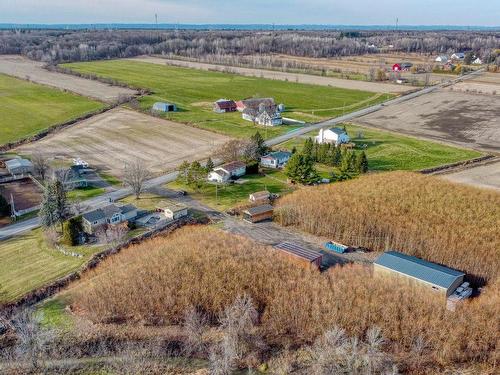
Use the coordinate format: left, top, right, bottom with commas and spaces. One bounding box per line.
279, 123, 482, 171
0, 229, 103, 304
168, 170, 293, 210
0, 74, 104, 146
62, 60, 392, 139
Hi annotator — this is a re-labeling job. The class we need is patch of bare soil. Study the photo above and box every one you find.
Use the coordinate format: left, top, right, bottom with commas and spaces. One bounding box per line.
16, 108, 231, 178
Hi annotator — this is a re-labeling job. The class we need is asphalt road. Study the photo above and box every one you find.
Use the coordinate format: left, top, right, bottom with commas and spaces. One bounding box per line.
0, 69, 484, 240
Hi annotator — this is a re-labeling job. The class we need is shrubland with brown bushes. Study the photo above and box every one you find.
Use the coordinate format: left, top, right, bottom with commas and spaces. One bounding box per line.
70, 226, 498, 373
276, 171, 500, 285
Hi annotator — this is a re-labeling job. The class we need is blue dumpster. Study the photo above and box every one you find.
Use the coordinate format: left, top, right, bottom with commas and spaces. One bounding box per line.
324, 241, 348, 254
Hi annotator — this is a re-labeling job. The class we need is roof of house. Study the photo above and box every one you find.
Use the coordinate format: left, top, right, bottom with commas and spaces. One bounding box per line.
244, 204, 274, 216
274, 242, 323, 262
452, 52, 465, 58
436, 55, 448, 60
211, 169, 230, 178
82, 204, 136, 223
219, 161, 246, 173
401, 62, 413, 67
262, 151, 292, 160
5, 158, 33, 169
157, 201, 187, 213
239, 97, 275, 108
326, 127, 347, 136
215, 99, 237, 109
374, 251, 465, 289
250, 190, 271, 199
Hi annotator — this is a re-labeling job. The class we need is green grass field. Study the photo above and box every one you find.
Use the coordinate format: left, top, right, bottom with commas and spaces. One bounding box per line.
279, 123, 482, 171
62, 60, 392, 139
0, 229, 103, 304
168, 170, 293, 210
67, 186, 106, 201
0, 74, 105, 146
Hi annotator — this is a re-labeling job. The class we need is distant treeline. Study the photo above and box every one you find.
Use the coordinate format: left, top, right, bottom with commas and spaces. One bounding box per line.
1, 29, 499, 64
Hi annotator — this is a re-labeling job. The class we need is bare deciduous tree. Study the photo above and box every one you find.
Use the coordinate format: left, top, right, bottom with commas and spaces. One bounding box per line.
183, 307, 207, 356
123, 159, 151, 199
32, 152, 50, 181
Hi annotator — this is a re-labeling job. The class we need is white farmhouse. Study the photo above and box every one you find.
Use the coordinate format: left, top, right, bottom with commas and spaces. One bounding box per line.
208, 161, 246, 183
435, 55, 449, 63
316, 127, 350, 145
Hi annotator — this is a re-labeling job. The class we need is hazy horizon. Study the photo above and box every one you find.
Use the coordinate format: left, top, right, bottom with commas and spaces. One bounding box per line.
1, 0, 499, 27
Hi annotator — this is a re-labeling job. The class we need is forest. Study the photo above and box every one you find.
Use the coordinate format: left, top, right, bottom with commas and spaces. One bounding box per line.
1, 29, 499, 64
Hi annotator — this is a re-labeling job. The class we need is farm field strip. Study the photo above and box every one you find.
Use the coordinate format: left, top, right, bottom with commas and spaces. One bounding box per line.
129, 55, 410, 94
355, 89, 500, 152
15, 107, 231, 178
0, 55, 137, 103
440, 160, 500, 191
0, 73, 105, 146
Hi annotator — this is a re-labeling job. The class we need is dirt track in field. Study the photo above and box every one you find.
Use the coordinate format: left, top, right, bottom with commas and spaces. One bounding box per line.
16, 108, 231, 177
440, 160, 500, 191
356, 89, 500, 152
0, 55, 136, 103
128, 56, 411, 94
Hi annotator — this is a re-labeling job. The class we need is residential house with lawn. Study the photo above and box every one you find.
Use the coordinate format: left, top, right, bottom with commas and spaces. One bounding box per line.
208, 161, 246, 183
242, 107, 283, 127
451, 52, 465, 61
82, 203, 138, 234
213, 99, 237, 113
316, 128, 350, 145
260, 151, 292, 169
5, 158, 34, 176
435, 55, 449, 63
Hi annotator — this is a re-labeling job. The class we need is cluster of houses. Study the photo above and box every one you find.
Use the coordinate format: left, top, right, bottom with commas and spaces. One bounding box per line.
213, 97, 285, 127
435, 52, 482, 65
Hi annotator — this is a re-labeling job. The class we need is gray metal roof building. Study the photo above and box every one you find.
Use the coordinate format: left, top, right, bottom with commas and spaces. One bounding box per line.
274, 242, 323, 269
374, 251, 465, 296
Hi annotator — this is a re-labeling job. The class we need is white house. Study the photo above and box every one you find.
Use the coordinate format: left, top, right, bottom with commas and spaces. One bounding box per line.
435, 55, 449, 63
260, 151, 292, 169
472, 57, 483, 65
156, 201, 188, 220
242, 107, 283, 126
316, 128, 350, 145
451, 52, 465, 60
208, 161, 246, 183
82, 204, 137, 235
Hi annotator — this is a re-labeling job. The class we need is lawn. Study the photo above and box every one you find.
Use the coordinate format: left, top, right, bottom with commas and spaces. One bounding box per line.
0, 73, 105, 146
168, 170, 293, 210
67, 186, 106, 201
118, 193, 165, 211
0, 229, 103, 304
61, 60, 392, 139
279, 123, 482, 171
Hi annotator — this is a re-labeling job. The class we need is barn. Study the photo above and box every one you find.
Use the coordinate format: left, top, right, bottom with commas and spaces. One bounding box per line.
274, 242, 323, 269
392, 63, 402, 72
374, 251, 465, 297
213, 99, 237, 113
152, 102, 177, 112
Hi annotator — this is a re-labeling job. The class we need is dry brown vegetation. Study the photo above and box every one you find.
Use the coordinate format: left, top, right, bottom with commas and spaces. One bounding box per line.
71, 226, 498, 373
276, 171, 500, 285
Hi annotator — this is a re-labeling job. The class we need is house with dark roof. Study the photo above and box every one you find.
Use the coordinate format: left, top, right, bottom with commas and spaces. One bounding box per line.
374, 251, 465, 297
260, 151, 292, 169
236, 97, 275, 112
82, 203, 138, 234
213, 99, 237, 113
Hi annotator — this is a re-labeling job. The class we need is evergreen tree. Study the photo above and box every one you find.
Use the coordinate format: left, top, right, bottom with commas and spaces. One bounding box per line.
187, 161, 206, 191
355, 151, 369, 173
39, 182, 58, 228
291, 146, 297, 154
205, 157, 215, 173
285, 152, 320, 185
303, 137, 314, 159
340, 149, 355, 173
0, 194, 10, 217
178, 161, 191, 184
54, 180, 69, 231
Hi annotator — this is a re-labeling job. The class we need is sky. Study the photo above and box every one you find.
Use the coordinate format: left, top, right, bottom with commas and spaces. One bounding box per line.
0, 0, 499, 26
